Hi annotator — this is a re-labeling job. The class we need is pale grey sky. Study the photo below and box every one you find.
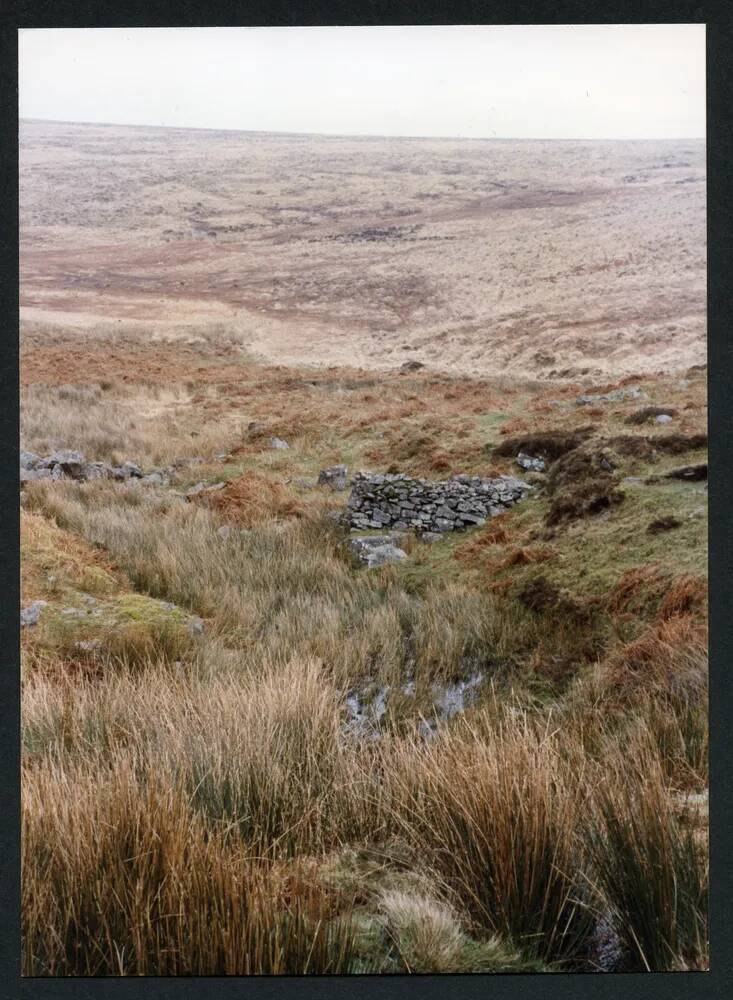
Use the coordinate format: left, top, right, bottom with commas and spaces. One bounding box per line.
18, 25, 706, 140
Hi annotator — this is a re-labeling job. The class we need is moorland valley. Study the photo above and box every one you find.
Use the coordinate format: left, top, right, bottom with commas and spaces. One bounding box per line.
20, 120, 708, 975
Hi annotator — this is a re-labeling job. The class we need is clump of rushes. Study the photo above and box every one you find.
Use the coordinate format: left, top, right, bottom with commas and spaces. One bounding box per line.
587, 744, 708, 971
22, 760, 363, 976
386, 717, 596, 966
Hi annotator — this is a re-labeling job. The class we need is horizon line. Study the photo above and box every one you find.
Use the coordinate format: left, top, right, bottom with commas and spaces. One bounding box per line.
19, 117, 707, 144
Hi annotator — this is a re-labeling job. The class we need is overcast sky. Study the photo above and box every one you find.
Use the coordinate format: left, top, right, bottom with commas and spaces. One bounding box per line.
18, 25, 705, 140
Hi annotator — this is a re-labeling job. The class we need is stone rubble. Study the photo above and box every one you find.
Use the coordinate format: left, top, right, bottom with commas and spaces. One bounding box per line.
20, 450, 171, 487
20, 600, 48, 627
346, 534, 408, 568
516, 452, 545, 472
345, 471, 531, 534
318, 464, 349, 491
185, 480, 226, 499
575, 385, 647, 406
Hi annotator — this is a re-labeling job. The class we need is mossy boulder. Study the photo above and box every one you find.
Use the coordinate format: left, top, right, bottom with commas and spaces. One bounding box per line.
33, 593, 201, 666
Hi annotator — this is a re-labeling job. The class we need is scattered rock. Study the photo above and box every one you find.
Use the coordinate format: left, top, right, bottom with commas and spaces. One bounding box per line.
112, 460, 143, 480
575, 385, 647, 406
20, 467, 51, 484
139, 471, 170, 487
73, 639, 102, 654
185, 481, 226, 499
19, 449, 170, 488
20, 600, 48, 626
187, 616, 204, 637
516, 452, 545, 472
269, 437, 290, 450
318, 464, 349, 491
399, 360, 425, 373
41, 450, 86, 477
625, 406, 678, 426
80, 461, 110, 481
420, 531, 443, 544
185, 481, 208, 497
217, 525, 232, 541
364, 544, 407, 568
20, 451, 41, 470
655, 414, 673, 424
346, 535, 408, 568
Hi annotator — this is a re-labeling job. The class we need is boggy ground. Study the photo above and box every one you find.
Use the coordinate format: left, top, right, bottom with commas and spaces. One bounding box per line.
21, 322, 708, 974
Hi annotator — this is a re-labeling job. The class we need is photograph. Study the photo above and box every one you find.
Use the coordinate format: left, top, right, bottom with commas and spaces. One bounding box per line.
18, 23, 708, 976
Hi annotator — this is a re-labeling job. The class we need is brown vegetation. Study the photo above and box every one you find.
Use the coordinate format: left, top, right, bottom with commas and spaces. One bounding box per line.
19, 229, 707, 972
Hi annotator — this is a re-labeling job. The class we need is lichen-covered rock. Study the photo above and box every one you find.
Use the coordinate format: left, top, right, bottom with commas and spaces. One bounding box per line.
346, 534, 407, 568
41, 450, 86, 477
111, 460, 143, 480
20, 467, 51, 484
575, 385, 647, 406
318, 465, 349, 491
21, 600, 48, 626
139, 471, 170, 487
19, 449, 170, 488
185, 481, 226, 499
20, 451, 41, 470
345, 472, 530, 533
516, 452, 545, 472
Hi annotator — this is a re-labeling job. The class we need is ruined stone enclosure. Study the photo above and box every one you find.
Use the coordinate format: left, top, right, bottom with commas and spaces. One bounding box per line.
345, 472, 531, 533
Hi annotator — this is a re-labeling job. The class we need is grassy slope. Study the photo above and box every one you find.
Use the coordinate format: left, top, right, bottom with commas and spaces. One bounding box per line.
20, 325, 708, 974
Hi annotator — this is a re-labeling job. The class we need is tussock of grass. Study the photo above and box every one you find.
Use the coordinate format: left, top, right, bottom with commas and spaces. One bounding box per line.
199, 470, 306, 526
602, 614, 707, 706
588, 746, 708, 971
22, 760, 362, 975
386, 719, 596, 965
375, 889, 545, 972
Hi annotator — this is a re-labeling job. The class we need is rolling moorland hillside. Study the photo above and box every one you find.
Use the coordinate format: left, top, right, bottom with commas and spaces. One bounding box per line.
20, 120, 705, 377
20, 122, 707, 975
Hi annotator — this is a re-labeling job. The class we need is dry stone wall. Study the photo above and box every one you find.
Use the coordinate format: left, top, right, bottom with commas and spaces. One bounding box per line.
346, 472, 531, 533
